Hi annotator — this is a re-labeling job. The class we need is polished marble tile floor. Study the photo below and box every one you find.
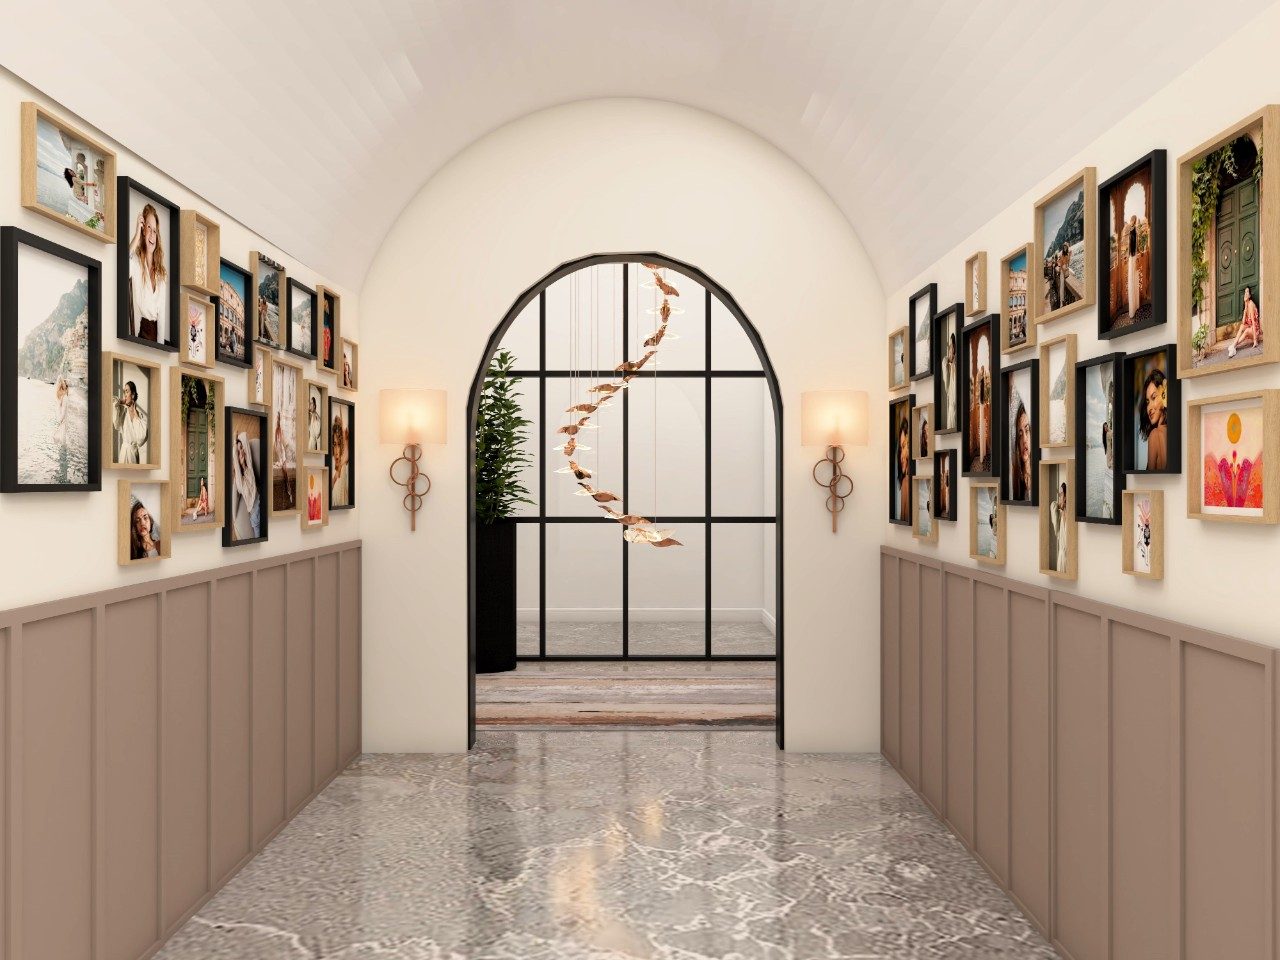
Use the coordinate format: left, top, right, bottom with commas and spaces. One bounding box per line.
154, 732, 1056, 960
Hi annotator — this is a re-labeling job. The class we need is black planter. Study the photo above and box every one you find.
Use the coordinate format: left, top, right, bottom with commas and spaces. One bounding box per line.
476, 518, 517, 673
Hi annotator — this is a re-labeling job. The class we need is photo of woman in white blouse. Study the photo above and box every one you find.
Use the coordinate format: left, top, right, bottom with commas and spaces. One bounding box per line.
128, 197, 169, 343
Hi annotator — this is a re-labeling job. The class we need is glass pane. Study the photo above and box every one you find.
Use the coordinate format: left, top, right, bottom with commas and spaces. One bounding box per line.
629, 522, 705, 655
545, 522, 622, 656
545, 263, 625, 372
627, 376, 705, 518
628, 262, 706, 370
711, 295, 763, 371
501, 375, 539, 519
543, 375, 624, 518
710, 379, 775, 516
710, 524, 776, 655
516, 523, 540, 656
499, 296, 540, 371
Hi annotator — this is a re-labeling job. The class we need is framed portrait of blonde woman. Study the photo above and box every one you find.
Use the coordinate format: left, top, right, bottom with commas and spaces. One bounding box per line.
116, 177, 181, 353
102, 351, 161, 470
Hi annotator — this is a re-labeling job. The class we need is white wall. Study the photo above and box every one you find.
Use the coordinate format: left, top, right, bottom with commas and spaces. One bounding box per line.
360, 98, 884, 752
884, 2, 1280, 649
0, 68, 359, 610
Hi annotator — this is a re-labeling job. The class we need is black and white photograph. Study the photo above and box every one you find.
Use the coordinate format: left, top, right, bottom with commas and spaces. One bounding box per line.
908, 283, 937, 381
287, 278, 317, 360
1075, 352, 1125, 524
933, 303, 962, 434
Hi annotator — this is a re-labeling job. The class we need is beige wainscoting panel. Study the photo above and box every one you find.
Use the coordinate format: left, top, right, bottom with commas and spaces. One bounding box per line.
919, 563, 945, 814
942, 569, 974, 846
973, 579, 1009, 886
880, 552, 900, 767
211, 573, 253, 887
1007, 589, 1050, 934
899, 560, 921, 788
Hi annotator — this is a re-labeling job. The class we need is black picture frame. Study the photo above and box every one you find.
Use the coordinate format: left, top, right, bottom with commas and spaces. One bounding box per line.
933, 448, 957, 521
932, 302, 963, 435
222, 405, 270, 547
1122, 343, 1182, 475
214, 258, 254, 370
328, 396, 355, 510
285, 278, 317, 361
115, 177, 180, 353
1098, 150, 1167, 340
1074, 352, 1126, 524
999, 358, 1040, 506
1, 226, 102, 492
888, 392, 915, 525
960, 313, 1000, 478
908, 283, 938, 382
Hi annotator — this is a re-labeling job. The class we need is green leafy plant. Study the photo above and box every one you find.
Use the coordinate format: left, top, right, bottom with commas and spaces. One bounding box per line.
1189, 144, 1239, 313
1191, 322, 1209, 355
475, 349, 533, 524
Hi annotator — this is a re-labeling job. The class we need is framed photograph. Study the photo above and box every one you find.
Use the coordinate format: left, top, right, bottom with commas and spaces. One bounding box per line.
169, 367, 225, 533
249, 251, 286, 350
117, 480, 171, 566
1000, 358, 1039, 506
216, 259, 253, 368
908, 283, 937, 381
1, 227, 101, 492
961, 313, 999, 477
888, 393, 915, 525
1039, 459, 1078, 579
1038, 334, 1076, 449
179, 291, 214, 368
269, 354, 304, 515
340, 337, 359, 391
1075, 352, 1125, 524
933, 449, 957, 521
1122, 344, 1181, 474
317, 286, 342, 378
1099, 150, 1167, 339
102, 351, 160, 470
20, 102, 116, 242
1122, 489, 1164, 579
116, 177, 180, 352
179, 210, 220, 297
304, 379, 329, 455
1034, 167, 1097, 325
224, 406, 269, 548
286, 278, 317, 361
964, 251, 987, 317
911, 477, 937, 543
1187, 390, 1279, 524
910, 403, 932, 461
999, 243, 1036, 354
302, 464, 330, 530
888, 325, 908, 391
329, 397, 355, 510
247, 350, 271, 408
969, 481, 1005, 565
932, 303, 962, 434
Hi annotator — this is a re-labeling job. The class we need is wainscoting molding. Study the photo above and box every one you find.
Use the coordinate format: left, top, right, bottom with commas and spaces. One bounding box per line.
0, 540, 362, 960
882, 544, 1273, 960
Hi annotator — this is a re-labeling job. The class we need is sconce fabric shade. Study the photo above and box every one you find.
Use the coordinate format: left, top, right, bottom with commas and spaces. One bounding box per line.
380, 389, 447, 445
801, 390, 868, 447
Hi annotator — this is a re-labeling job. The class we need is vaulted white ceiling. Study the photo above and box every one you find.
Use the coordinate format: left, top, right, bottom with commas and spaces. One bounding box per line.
2, 1, 1272, 294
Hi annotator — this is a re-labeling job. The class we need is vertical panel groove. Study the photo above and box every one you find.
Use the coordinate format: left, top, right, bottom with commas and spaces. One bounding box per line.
91, 604, 105, 960
6, 625, 20, 960
155, 591, 165, 941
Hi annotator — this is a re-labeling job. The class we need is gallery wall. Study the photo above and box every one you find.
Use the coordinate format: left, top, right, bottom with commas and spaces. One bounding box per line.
0, 67, 360, 611
884, 2, 1280, 649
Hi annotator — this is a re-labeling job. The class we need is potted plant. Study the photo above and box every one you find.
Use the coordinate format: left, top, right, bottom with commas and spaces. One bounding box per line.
475, 349, 533, 672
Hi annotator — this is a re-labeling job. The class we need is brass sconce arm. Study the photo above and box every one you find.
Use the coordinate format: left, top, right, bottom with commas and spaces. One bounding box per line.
812, 444, 853, 533
389, 443, 432, 532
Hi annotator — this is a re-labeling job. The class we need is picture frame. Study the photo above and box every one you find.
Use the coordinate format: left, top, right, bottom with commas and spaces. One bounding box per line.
932, 303, 963, 435
1098, 150, 1167, 340
223, 405, 270, 548
316, 285, 342, 378
179, 291, 215, 368
215, 258, 254, 369
179, 210, 220, 297
911, 477, 937, 543
102, 351, 161, 470
888, 325, 908, 392
888, 393, 915, 526
269, 354, 305, 515
249, 251, 286, 350
116, 177, 180, 353
960, 312, 999, 477
1177, 106, 1280, 378
999, 243, 1036, 354
20, 101, 117, 243
1, 227, 101, 493
1039, 459, 1077, 579
301, 464, 330, 530
1033, 166, 1097, 325
117, 480, 172, 566
169, 366, 225, 533
340, 337, 359, 391
1075, 352, 1125, 524
964, 251, 987, 317
1122, 489, 1164, 579
1186, 389, 1280, 524
1038, 333, 1076, 449
1122, 344, 1181, 474
247, 349, 272, 409
910, 402, 932, 461
999, 357, 1039, 507
328, 396, 355, 510
968, 481, 1005, 565
286, 278, 317, 361
908, 283, 937, 382
303, 379, 330, 456
933, 448, 956, 521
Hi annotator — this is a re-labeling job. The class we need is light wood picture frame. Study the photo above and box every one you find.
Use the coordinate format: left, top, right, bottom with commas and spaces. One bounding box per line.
964, 250, 988, 317
179, 291, 215, 368
102, 351, 161, 470
249, 250, 286, 350
1033, 166, 1097, 325
999, 242, 1036, 354
910, 402, 933, 461
968, 480, 1005, 565
911, 476, 937, 543
301, 464, 330, 530
1039, 459, 1077, 579
303, 379, 330, 456
1176, 105, 1280, 379
247, 349, 272, 409
340, 337, 359, 392
317, 285, 342, 378
1122, 489, 1164, 579
20, 101, 117, 243
269, 353, 305, 515
117, 479, 172, 565
1186, 389, 1280, 524
179, 210, 220, 297
1037, 333, 1076, 448
169, 366, 225, 534
888, 325, 908, 391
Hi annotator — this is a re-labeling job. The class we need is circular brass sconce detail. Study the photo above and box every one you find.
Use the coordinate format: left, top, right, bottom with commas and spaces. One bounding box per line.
390, 443, 432, 531
812, 445, 853, 532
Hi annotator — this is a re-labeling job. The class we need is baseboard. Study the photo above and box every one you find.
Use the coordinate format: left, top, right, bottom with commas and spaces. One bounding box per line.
517, 606, 769, 624
761, 609, 776, 636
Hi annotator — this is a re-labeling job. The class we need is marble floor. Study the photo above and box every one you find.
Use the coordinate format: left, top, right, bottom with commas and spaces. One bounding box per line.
518, 620, 777, 657
154, 732, 1057, 960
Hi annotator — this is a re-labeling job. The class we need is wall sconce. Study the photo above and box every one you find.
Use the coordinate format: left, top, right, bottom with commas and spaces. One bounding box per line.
379, 388, 447, 531
801, 390, 868, 532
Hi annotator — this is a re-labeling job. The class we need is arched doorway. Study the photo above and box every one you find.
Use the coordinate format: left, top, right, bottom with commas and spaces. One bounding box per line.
465, 253, 784, 747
